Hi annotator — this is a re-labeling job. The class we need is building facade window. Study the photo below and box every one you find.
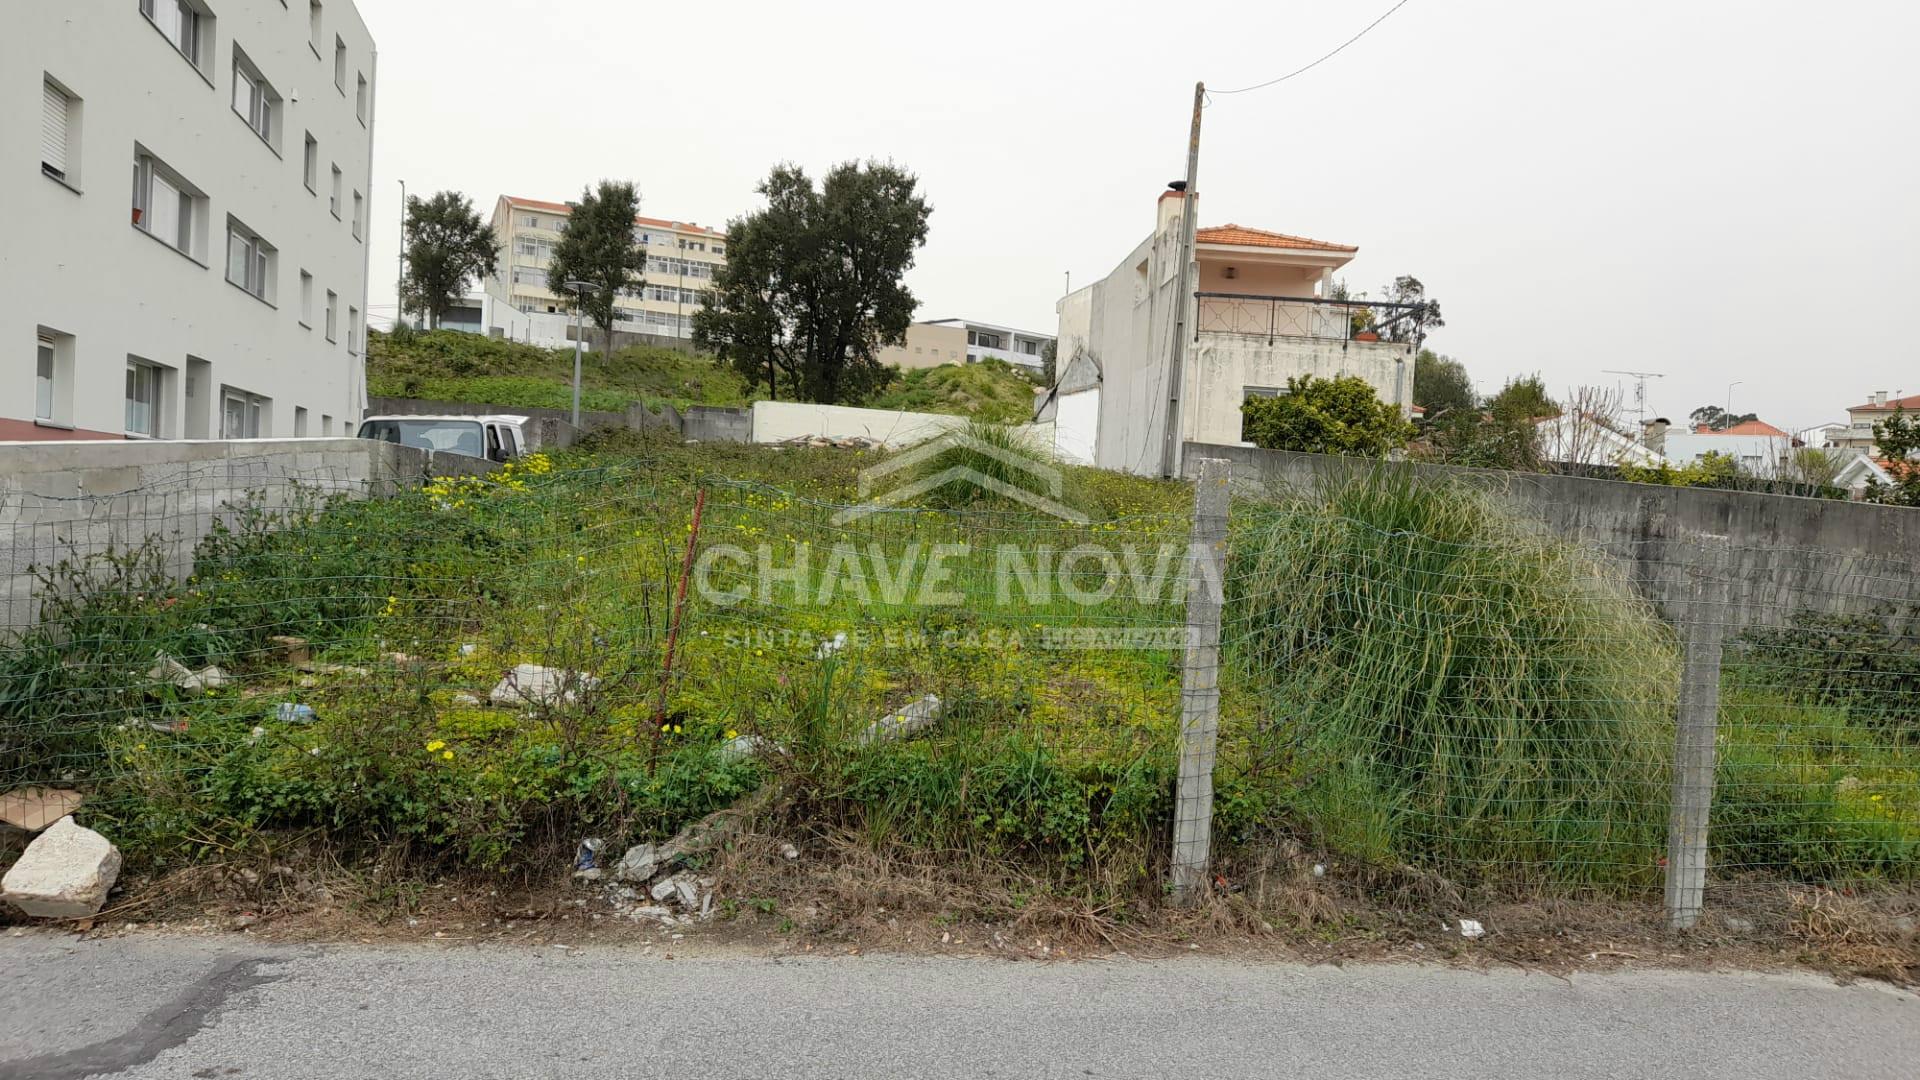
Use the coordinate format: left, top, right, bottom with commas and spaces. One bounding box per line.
132, 149, 202, 258
42, 77, 78, 185
36, 336, 56, 420
221, 387, 268, 439
347, 306, 359, 353
324, 290, 337, 341
308, 1, 324, 55
231, 50, 279, 149
329, 165, 342, 217
226, 219, 274, 301
334, 36, 347, 91
356, 74, 368, 124
352, 191, 363, 239
294, 407, 308, 436
303, 133, 318, 191
140, 0, 207, 70
125, 358, 165, 437
299, 270, 314, 326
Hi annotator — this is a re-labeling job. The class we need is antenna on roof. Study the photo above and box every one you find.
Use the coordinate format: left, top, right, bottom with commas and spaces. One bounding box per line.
1603, 369, 1666, 425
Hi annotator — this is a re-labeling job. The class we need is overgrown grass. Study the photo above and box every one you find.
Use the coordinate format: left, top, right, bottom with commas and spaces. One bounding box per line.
1221, 469, 1680, 890
367, 329, 750, 412
865, 360, 1040, 423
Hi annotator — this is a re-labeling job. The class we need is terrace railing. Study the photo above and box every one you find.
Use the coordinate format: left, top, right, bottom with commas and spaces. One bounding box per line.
1194, 292, 1429, 345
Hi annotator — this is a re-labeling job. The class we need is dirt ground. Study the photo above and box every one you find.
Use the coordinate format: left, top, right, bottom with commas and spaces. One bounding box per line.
9, 829, 1915, 988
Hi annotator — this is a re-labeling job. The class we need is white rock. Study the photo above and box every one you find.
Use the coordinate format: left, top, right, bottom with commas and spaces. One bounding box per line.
814, 632, 848, 660
780, 843, 800, 861
1458, 919, 1486, 940
489, 664, 598, 708
1, 816, 123, 918
626, 905, 673, 922
715, 734, 773, 764
613, 844, 658, 883
649, 877, 680, 903
859, 694, 943, 745
451, 693, 482, 707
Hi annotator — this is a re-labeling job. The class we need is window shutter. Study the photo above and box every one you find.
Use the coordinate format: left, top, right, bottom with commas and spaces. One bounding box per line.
41, 82, 69, 175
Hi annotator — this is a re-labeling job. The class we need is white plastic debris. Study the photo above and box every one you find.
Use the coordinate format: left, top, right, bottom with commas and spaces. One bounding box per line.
1311, 863, 1326, 878
1458, 919, 1486, 940
859, 694, 943, 745
147, 654, 230, 697
490, 664, 598, 708
780, 843, 800, 862
715, 734, 774, 764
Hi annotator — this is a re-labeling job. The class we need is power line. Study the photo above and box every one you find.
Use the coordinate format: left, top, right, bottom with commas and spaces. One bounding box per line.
1210, 0, 1416, 97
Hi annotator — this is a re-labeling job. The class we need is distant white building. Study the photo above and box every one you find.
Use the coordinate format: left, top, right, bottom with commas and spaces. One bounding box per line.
913, 319, 1052, 373
8, 0, 378, 441
1663, 419, 1797, 477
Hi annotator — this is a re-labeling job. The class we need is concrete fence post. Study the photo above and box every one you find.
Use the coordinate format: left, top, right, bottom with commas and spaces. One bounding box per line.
1665, 570, 1727, 930
1171, 458, 1230, 905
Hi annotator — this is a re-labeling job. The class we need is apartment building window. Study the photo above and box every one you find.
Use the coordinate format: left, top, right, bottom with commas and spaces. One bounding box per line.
131, 148, 205, 260
303, 134, 318, 192
347, 306, 360, 353
308, 1, 323, 57
42, 77, 80, 186
221, 387, 268, 439
140, 0, 209, 71
324, 290, 337, 342
231, 49, 280, 150
329, 165, 342, 217
321, 414, 333, 435
356, 74, 368, 125
712, 243, 725, 255
125, 358, 168, 437
298, 270, 314, 326
294, 407, 308, 436
524, 215, 540, 228
351, 191, 363, 239
225, 218, 274, 301
36, 337, 57, 420
334, 36, 347, 92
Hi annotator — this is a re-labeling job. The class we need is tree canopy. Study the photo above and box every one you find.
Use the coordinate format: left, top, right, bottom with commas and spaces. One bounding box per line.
1412, 350, 1474, 416
1688, 405, 1759, 431
694, 161, 931, 404
546, 181, 649, 342
1865, 407, 1920, 506
400, 191, 499, 330
1240, 375, 1413, 458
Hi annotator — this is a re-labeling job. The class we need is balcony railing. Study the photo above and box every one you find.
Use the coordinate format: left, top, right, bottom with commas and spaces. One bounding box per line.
1195, 292, 1430, 345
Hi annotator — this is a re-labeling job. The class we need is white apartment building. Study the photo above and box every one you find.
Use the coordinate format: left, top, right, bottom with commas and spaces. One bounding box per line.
6, 0, 376, 442
488, 195, 726, 345
923, 319, 1052, 372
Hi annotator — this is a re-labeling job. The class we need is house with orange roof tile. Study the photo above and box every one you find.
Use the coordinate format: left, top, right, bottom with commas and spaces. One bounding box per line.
1834, 390, 1920, 456
1052, 187, 1417, 474
1663, 417, 1800, 478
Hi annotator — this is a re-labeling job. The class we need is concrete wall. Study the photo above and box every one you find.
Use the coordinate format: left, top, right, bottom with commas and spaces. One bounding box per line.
364, 395, 680, 436
682, 406, 751, 443
8, 1, 377, 441
0, 437, 494, 628
751, 402, 968, 448
1054, 389, 1100, 466
1184, 442, 1920, 625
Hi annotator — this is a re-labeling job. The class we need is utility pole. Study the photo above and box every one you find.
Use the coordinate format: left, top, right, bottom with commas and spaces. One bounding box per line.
564, 279, 592, 428
1159, 82, 1204, 479
395, 179, 407, 330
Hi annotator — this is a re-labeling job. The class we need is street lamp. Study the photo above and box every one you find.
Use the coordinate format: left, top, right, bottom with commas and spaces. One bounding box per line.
1726, 380, 1743, 419
564, 279, 593, 427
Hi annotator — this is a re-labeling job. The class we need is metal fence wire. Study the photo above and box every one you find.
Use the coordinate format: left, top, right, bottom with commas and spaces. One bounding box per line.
0, 452, 1914, 926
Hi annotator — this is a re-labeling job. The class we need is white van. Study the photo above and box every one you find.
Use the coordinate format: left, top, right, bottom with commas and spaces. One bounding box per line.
357, 414, 529, 462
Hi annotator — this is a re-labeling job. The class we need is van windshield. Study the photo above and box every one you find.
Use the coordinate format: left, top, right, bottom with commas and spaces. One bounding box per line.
358, 419, 487, 457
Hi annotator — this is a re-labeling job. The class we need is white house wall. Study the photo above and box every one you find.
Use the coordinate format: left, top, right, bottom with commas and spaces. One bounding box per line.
1181, 336, 1414, 449
7, 1, 377, 441
1053, 388, 1100, 466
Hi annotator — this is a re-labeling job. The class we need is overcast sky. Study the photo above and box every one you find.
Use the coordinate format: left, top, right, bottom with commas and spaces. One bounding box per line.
359, 0, 1917, 431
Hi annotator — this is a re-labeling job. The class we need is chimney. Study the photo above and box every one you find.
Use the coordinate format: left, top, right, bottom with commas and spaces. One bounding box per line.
1157, 183, 1190, 236
1875, 390, 1889, 407
1641, 418, 1670, 452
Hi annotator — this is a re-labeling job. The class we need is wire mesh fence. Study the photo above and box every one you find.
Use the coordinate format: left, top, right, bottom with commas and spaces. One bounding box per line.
1, 447, 1914, 920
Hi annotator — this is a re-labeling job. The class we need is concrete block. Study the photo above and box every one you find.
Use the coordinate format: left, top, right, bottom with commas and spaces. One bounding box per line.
1, 816, 123, 918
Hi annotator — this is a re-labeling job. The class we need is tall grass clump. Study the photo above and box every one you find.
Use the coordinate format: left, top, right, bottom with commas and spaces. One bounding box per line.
893, 420, 1059, 511
1222, 469, 1679, 890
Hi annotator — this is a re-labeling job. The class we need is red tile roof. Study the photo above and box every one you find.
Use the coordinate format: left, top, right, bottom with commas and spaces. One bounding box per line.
1849, 393, 1920, 413
1196, 224, 1357, 253
1692, 419, 1790, 437
504, 196, 724, 237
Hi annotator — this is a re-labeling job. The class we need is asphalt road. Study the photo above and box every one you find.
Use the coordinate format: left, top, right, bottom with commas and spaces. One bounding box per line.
1, 932, 1914, 1079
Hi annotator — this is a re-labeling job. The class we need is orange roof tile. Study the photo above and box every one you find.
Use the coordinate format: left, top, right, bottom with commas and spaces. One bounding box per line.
1849, 393, 1920, 413
1196, 224, 1357, 253
1692, 419, 1790, 437
505, 197, 725, 238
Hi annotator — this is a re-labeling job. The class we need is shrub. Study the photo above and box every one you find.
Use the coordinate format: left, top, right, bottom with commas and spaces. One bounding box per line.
1240, 375, 1413, 457
1222, 468, 1678, 888
1732, 608, 1920, 741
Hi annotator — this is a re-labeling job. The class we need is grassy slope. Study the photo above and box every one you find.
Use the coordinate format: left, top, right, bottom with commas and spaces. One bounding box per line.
866, 360, 1041, 424
366, 330, 751, 412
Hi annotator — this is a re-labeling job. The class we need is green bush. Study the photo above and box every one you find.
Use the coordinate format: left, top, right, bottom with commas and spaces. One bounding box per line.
1240, 375, 1413, 457
1732, 608, 1920, 741
1223, 469, 1678, 888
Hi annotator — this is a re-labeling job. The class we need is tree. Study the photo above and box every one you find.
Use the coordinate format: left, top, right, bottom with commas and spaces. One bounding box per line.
1688, 404, 1758, 431
1864, 406, 1920, 506
545, 180, 649, 348
1240, 375, 1413, 457
1412, 350, 1474, 416
1040, 339, 1058, 387
1486, 374, 1558, 421
1785, 447, 1848, 489
1539, 385, 1632, 472
696, 161, 931, 404
1381, 275, 1444, 345
400, 192, 499, 330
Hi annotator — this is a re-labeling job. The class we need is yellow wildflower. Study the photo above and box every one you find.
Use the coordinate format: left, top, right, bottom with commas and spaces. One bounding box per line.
425, 739, 446, 752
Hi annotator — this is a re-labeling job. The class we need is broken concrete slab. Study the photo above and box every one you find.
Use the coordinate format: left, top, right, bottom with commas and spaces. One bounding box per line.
1, 816, 123, 918
613, 844, 658, 884
0, 788, 84, 833
859, 694, 943, 745
489, 664, 599, 708
267, 635, 311, 667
